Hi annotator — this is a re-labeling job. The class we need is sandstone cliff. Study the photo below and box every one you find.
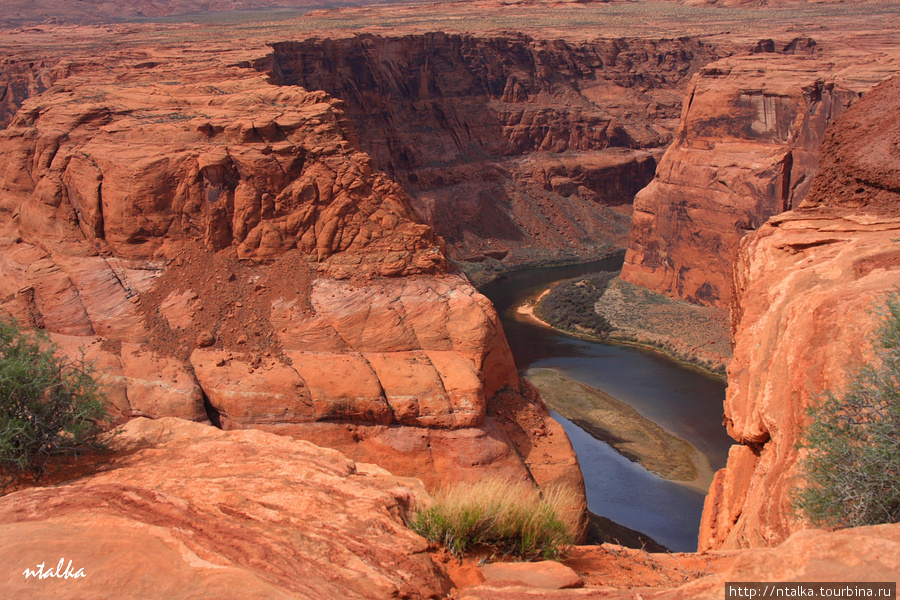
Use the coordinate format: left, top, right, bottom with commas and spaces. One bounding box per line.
0, 49, 584, 503
699, 74, 900, 550
621, 52, 861, 307
261, 34, 723, 270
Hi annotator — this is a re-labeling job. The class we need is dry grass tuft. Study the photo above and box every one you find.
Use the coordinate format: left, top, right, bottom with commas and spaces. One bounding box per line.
408, 478, 579, 560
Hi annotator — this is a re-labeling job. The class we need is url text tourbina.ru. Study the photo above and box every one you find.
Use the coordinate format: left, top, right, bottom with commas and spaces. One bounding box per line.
728, 584, 896, 599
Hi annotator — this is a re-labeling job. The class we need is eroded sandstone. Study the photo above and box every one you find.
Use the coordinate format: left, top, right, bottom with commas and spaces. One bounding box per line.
0, 43, 584, 507
262, 34, 724, 270
699, 74, 900, 550
621, 43, 900, 307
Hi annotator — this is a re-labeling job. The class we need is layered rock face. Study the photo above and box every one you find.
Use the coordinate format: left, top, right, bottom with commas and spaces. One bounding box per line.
263, 34, 722, 267
699, 74, 900, 550
621, 51, 860, 307
0, 55, 583, 499
0, 418, 450, 599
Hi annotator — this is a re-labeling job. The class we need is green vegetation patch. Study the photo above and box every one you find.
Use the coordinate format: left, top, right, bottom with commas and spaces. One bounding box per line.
527, 368, 698, 482
793, 293, 900, 528
535, 272, 615, 337
0, 319, 109, 490
409, 478, 579, 560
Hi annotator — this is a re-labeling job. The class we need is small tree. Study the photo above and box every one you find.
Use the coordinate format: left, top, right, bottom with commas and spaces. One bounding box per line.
0, 318, 109, 489
793, 293, 900, 528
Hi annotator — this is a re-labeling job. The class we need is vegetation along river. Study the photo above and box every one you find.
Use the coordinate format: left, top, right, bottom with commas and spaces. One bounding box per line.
479, 257, 733, 552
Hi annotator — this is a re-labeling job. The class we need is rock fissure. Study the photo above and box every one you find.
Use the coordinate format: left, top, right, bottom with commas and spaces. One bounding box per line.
199, 385, 222, 429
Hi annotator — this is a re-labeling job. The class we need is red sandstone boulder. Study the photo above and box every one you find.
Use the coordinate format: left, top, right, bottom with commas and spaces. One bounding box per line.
0, 417, 450, 599
479, 562, 584, 589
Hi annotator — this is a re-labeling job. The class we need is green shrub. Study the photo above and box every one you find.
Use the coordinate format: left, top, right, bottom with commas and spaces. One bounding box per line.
408, 479, 578, 560
0, 319, 109, 489
536, 272, 614, 337
793, 293, 900, 528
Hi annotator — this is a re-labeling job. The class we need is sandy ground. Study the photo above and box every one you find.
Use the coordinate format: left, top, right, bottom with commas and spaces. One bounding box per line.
518, 278, 730, 376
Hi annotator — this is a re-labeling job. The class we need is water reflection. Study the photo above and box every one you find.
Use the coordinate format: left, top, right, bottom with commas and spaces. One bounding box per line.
479, 259, 732, 551
552, 410, 707, 552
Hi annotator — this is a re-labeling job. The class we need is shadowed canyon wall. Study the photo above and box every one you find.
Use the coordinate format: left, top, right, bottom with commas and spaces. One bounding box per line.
699, 74, 900, 550
260, 33, 724, 269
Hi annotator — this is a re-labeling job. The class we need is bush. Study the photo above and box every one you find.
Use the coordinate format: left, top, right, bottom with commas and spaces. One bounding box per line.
793, 293, 900, 528
408, 479, 579, 560
0, 319, 109, 489
536, 271, 614, 337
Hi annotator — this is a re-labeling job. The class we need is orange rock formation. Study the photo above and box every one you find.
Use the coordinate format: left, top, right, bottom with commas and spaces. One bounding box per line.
699, 74, 900, 550
0, 42, 583, 502
4, 418, 898, 598
620, 48, 899, 307
0, 418, 450, 599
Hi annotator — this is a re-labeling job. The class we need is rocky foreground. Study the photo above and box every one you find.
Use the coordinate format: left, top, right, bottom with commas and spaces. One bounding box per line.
1, 418, 897, 599
0, 418, 448, 599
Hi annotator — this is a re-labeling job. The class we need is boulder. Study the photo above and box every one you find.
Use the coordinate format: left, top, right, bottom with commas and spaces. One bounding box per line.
0, 417, 449, 600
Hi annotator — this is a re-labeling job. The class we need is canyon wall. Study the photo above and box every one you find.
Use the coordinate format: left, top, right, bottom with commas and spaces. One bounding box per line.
699, 74, 900, 550
621, 51, 859, 307
0, 50, 584, 502
0, 57, 72, 129
261, 34, 724, 269
621, 38, 900, 308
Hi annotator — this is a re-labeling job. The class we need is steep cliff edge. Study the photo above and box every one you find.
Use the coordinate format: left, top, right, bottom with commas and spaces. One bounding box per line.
699, 74, 900, 550
261, 34, 723, 270
0, 49, 584, 503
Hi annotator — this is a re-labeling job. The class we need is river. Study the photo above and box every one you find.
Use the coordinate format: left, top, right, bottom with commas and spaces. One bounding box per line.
479, 258, 733, 552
